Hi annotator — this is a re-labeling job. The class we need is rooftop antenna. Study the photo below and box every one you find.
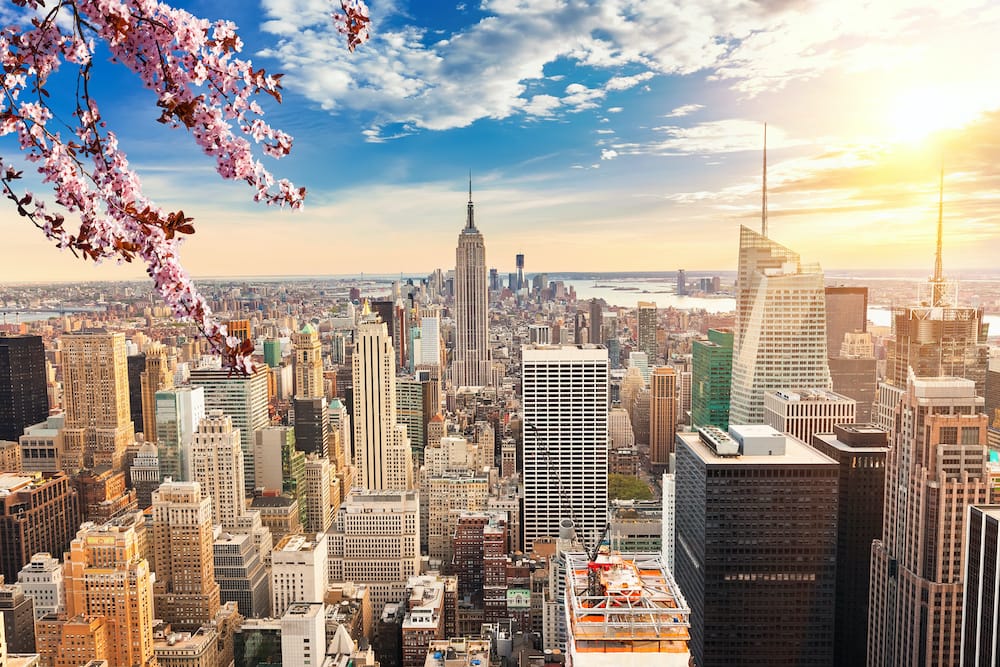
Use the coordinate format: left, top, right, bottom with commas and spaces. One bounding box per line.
466, 170, 475, 230
762, 123, 768, 238
931, 165, 946, 307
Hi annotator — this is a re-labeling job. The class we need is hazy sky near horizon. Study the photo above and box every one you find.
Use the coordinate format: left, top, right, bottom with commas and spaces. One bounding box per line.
2, 0, 1000, 282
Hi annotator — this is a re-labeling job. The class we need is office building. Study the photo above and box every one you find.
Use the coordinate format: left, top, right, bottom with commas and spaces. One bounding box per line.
522, 345, 608, 551
649, 366, 678, 470
691, 330, 732, 432
0, 584, 36, 653
763, 388, 856, 445
292, 396, 330, 458
730, 226, 832, 425
190, 366, 269, 493
0, 472, 79, 583
675, 426, 839, 666
564, 551, 691, 666
0, 335, 48, 443
17, 552, 64, 620
155, 386, 205, 482
962, 505, 1000, 666
293, 323, 324, 399
452, 184, 492, 388
19, 415, 69, 473
353, 314, 413, 492
281, 602, 326, 667
225, 319, 251, 343
327, 490, 421, 618
128, 352, 146, 437
636, 302, 658, 362
213, 530, 270, 619
829, 332, 877, 423
825, 286, 868, 354
811, 424, 888, 667
588, 300, 603, 345
129, 441, 161, 509
153, 626, 218, 667
37, 518, 156, 667
140, 343, 173, 441
271, 533, 328, 617
61, 330, 135, 470
250, 494, 301, 543
304, 456, 332, 533
869, 374, 989, 666
191, 412, 247, 527
151, 480, 221, 630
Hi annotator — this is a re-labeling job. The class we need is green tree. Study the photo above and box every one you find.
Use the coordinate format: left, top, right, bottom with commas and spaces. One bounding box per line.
608, 473, 653, 501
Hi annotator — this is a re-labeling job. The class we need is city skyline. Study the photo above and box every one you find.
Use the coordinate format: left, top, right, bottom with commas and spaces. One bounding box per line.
2, 1, 999, 282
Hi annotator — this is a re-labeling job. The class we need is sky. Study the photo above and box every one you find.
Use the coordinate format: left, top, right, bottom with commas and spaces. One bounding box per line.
2, 0, 1000, 282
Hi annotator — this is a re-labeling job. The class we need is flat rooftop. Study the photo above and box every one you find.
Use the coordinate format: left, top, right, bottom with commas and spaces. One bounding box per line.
678, 431, 837, 467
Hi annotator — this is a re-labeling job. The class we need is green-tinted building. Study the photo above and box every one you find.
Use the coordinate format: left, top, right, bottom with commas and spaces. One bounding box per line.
692, 328, 733, 430
280, 430, 307, 525
263, 338, 281, 368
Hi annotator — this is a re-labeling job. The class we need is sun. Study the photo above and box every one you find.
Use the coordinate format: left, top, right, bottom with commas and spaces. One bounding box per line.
885, 85, 984, 143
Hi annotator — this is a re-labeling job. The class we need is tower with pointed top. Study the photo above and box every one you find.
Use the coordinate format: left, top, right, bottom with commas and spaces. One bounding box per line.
452, 179, 492, 388
293, 322, 324, 399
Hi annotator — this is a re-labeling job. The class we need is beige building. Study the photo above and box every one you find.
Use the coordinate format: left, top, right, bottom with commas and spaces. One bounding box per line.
191, 412, 245, 527
451, 187, 493, 388
304, 456, 333, 533
271, 533, 328, 617
425, 471, 489, 562
61, 330, 134, 470
37, 518, 156, 667
153, 627, 217, 667
20, 415, 69, 473
293, 324, 324, 399
140, 343, 173, 440
763, 388, 856, 445
152, 480, 221, 630
649, 366, 677, 469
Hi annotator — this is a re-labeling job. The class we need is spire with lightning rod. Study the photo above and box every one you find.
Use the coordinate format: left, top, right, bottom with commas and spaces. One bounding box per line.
466, 170, 475, 230
931, 165, 946, 307
762, 123, 768, 238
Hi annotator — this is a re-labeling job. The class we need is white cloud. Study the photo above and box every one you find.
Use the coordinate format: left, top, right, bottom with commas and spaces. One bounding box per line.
665, 103, 704, 118
605, 72, 654, 91
638, 119, 803, 155
607, 107, 623, 113
600, 149, 619, 160
522, 94, 562, 116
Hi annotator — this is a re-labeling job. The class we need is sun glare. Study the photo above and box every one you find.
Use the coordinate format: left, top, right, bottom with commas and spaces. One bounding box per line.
886, 86, 984, 143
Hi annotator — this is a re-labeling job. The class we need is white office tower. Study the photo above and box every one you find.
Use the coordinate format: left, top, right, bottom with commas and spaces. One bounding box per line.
280, 602, 326, 667
271, 534, 328, 617
522, 345, 609, 551
155, 385, 205, 481
452, 184, 493, 388
304, 457, 333, 533
353, 313, 413, 491
327, 490, 421, 619
662, 472, 676, 574
417, 307, 442, 367
18, 552, 64, 619
730, 225, 832, 425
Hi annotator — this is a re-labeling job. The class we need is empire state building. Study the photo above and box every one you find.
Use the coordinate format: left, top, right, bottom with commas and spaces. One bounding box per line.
452, 182, 492, 387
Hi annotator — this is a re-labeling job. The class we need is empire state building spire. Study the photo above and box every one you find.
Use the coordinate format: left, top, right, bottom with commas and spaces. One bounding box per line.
466, 171, 476, 230
453, 178, 492, 387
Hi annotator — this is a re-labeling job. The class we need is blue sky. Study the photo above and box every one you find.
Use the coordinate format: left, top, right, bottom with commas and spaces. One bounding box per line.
3, 0, 1000, 281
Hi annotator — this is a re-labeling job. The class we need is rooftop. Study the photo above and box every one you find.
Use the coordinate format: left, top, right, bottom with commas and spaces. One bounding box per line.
679, 430, 838, 467
767, 388, 854, 403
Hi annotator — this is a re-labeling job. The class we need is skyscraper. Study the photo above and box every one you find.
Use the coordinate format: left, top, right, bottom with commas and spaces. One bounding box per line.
62, 330, 135, 470
649, 366, 677, 470
151, 480, 221, 630
588, 299, 603, 345
522, 344, 609, 551
293, 323, 324, 399
962, 504, 1000, 666
729, 226, 832, 425
36, 518, 156, 667
139, 342, 173, 441
636, 302, 658, 363
868, 373, 989, 666
0, 334, 48, 443
824, 286, 868, 354
191, 412, 247, 527
675, 426, 838, 667
0, 472, 79, 583
353, 312, 413, 491
452, 182, 492, 388
155, 385, 206, 481
190, 365, 269, 494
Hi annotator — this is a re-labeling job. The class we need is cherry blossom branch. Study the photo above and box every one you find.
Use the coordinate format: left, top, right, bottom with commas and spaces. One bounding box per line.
1, 0, 370, 371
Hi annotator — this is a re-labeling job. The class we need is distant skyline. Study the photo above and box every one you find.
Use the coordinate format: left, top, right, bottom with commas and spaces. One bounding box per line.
2, 0, 999, 282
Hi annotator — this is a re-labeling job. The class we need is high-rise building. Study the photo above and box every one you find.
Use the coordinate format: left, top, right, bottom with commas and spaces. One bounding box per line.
829, 331, 877, 423
588, 300, 603, 345
868, 374, 989, 666
190, 366, 269, 493
303, 456, 332, 533
263, 338, 282, 369
564, 551, 691, 666
811, 424, 889, 667
293, 323, 324, 399
281, 602, 327, 667
0, 583, 36, 653
213, 531, 270, 619
61, 330, 135, 470
352, 314, 413, 492
0, 472, 79, 583
18, 552, 65, 620
129, 441, 161, 509
36, 518, 157, 667
675, 426, 839, 667
452, 184, 492, 388
730, 226, 832, 425
155, 386, 206, 482
226, 319, 251, 343
191, 412, 247, 527
676, 268, 687, 296
0, 335, 48, 443
522, 345, 608, 551
649, 367, 677, 470
396, 376, 433, 455
151, 480, 221, 630
962, 504, 1000, 666
271, 533, 328, 617
636, 302, 658, 362
824, 286, 868, 354
292, 396, 330, 458
763, 388, 856, 445
327, 490, 421, 619
140, 342, 173, 441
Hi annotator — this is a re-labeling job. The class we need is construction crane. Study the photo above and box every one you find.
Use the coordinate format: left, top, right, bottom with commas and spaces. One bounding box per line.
586, 522, 612, 598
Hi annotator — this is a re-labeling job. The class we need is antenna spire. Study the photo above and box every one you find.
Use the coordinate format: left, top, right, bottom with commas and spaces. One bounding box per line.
465, 171, 476, 230
762, 123, 768, 238
931, 165, 946, 306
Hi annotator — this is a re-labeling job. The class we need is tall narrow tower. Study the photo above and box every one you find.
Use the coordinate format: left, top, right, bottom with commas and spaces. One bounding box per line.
293, 323, 324, 399
139, 342, 173, 441
353, 309, 413, 491
452, 180, 492, 387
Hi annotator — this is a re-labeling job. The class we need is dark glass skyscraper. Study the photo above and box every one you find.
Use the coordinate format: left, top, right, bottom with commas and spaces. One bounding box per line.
0, 334, 49, 442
